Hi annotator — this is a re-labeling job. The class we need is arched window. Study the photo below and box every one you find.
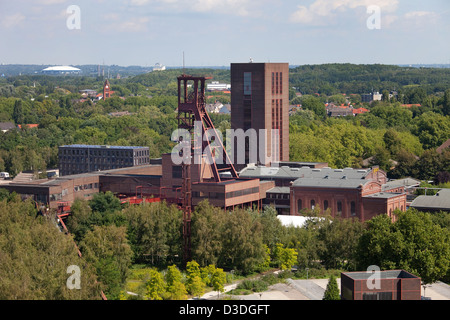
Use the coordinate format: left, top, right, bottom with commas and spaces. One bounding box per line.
351, 201, 356, 216
337, 201, 342, 215
297, 199, 302, 213
311, 199, 315, 210
324, 200, 329, 211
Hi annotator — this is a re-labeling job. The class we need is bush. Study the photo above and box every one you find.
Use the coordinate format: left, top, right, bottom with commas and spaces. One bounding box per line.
236, 279, 268, 293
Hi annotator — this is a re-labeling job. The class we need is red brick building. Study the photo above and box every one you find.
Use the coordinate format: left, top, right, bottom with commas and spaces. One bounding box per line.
290, 176, 406, 222
341, 270, 421, 300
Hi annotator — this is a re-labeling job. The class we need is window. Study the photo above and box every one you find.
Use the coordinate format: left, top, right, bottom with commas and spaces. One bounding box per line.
324, 200, 329, 211
311, 199, 315, 210
337, 201, 342, 215
279, 72, 283, 94
172, 166, 182, 179
363, 292, 393, 300
351, 201, 356, 216
297, 199, 302, 212
244, 72, 252, 95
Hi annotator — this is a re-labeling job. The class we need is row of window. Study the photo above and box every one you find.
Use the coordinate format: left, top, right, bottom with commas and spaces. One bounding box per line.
297, 199, 357, 216
192, 187, 259, 200
60, 148, 149, 157
271, 72, 283, 95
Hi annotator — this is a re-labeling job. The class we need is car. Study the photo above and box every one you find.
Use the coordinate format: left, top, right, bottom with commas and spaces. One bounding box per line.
0, 172, 10, 179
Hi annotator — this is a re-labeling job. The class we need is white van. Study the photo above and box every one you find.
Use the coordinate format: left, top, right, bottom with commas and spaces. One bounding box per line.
0, 172, 10, 179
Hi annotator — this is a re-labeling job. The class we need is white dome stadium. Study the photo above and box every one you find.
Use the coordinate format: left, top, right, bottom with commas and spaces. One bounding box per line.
41, 66, 81, 74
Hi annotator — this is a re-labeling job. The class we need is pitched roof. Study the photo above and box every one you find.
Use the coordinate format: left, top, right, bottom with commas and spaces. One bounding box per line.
437, 139, 450, 154
292, 178, 370, 189
240, 166, 370, 181
0, 122, 16, 131
410, 189, 450, 210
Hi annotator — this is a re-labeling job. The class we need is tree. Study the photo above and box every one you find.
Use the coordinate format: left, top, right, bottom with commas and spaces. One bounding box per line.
188, 276, 205, 298
443, 89, 450, 116
165, 265, 187, 300
124, 202, 183, 265
89, 191, 122, 214
323, 275, 340, 300
317, 217, 364, 270
191, 200, 226, 267
274, 243, 298, 271
79, 225, 133, 299
12, 99, 24, 124
220, 208, 266, 273
145, 269, 166, 300
0, 197, 101, 299
356, 210, 450, 285
210, 267, 227, 297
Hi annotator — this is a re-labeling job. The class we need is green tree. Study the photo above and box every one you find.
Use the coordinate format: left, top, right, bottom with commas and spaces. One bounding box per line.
221, 208, 266, 274
145, 269, 166, 300
188, 276, 205, 298
317, 217, 364, 270
165, 265, 187, 300
210, 267, 227, 297
124, 202, 182, 265
443, 89, 450, 116
356, 210, 450, 284
12, 99, 24, 124
274, 243, 298, 271
0, 197, 101, 299
191, 200, 225, 267
79, 225, 133, 299
322, 275, 340, 300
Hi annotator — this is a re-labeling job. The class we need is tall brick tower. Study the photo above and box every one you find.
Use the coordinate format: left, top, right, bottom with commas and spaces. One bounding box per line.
103, 79, 111, 100
231, 62, 289, 169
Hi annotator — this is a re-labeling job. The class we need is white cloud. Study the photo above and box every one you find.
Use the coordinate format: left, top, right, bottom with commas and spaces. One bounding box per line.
1, 13, 26, 28
289, 0, 399, 25
113, 17, 150, 32
127, 0, 254, 16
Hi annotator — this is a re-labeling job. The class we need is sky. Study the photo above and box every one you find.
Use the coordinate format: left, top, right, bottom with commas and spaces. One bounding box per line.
0, 0, 449, 67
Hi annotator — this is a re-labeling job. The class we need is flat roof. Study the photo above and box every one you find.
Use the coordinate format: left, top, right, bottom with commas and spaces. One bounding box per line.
343, 270, 419, 280
364, 192, 404, 199
267, 186, 290, 194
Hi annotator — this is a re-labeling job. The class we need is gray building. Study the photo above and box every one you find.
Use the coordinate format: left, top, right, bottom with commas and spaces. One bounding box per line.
58, 144, 150, 176
410, 188, 450, 212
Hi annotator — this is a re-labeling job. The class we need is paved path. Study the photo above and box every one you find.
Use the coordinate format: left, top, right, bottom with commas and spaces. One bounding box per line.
199, 278, 450, 300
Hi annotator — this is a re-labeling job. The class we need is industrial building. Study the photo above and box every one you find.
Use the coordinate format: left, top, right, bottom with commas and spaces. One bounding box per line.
231, 62, 290, 169
341, 270, 421, 300
58, 144, 150, 176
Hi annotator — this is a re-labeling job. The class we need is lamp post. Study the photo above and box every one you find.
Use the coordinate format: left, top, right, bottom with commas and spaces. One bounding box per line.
306, 268, 309, 280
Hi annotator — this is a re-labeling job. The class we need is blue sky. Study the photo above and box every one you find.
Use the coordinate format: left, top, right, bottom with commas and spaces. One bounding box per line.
0, 0, 449, 66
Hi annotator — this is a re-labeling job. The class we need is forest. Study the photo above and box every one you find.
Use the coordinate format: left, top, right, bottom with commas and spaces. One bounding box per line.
0, 191, 449, 300
0, 64, 449, 299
